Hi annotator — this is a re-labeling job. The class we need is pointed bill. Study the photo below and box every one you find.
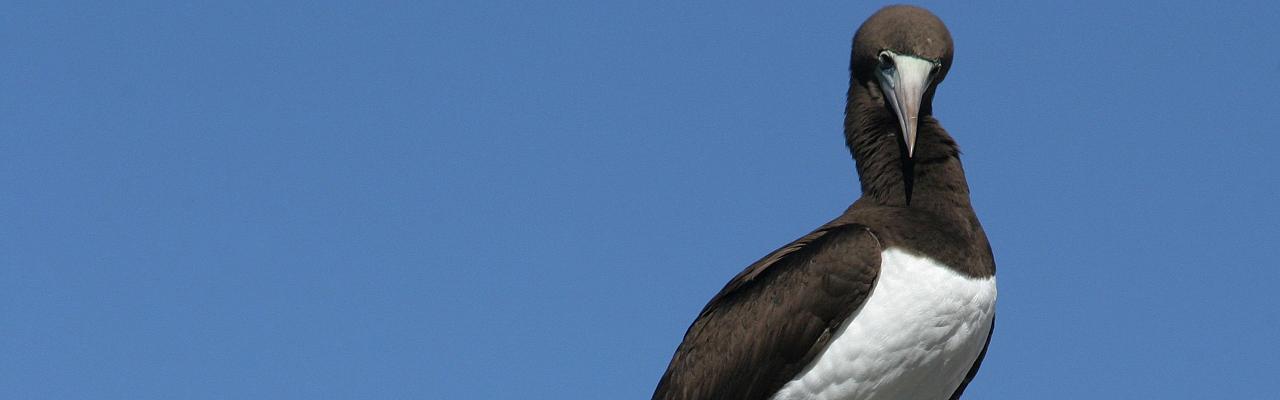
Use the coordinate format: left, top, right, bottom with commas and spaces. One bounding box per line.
876, 52, 938, 158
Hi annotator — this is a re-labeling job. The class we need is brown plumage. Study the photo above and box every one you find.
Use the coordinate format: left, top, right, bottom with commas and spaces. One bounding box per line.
653, 5, 995, 400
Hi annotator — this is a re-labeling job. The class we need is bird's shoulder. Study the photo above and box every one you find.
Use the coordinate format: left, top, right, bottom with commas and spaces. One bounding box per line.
699, 223, 882, 319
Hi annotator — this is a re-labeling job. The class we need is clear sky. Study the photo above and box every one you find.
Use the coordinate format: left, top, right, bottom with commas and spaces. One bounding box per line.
4, 1, 1279, 398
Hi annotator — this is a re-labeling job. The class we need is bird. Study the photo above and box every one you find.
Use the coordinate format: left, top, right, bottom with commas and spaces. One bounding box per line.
652, 5, 997, 400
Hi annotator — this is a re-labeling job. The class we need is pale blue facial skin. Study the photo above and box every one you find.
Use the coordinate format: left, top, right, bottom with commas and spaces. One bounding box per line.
875, 50, 941, 158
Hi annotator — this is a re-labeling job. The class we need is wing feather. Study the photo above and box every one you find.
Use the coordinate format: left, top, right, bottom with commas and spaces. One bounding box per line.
653, 224, 882, 400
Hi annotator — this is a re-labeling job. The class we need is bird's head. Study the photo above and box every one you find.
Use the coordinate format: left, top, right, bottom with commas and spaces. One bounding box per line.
851, 5, 953, 158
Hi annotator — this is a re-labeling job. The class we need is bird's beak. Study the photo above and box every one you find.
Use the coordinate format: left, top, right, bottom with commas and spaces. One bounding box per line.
876, 52, 938, 158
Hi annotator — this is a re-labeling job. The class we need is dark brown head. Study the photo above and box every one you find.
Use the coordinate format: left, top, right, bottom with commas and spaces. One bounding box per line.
851, 5, 953, 157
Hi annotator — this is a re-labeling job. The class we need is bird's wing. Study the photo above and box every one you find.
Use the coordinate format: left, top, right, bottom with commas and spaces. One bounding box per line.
653, 224, 882, 400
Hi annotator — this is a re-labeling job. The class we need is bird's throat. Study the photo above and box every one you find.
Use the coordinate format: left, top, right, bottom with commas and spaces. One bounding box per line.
844, 89, 970, 212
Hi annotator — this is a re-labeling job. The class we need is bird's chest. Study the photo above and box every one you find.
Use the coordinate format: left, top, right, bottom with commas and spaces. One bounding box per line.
772, 248, 997, 400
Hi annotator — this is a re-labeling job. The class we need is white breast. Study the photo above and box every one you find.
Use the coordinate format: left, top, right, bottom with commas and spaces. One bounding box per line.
771, 248, 997, 400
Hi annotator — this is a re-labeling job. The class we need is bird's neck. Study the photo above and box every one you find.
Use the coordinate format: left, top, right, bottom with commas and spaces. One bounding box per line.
843, 87, 975, 215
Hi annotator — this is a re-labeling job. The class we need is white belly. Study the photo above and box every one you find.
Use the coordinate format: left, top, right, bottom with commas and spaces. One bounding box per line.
771, 248, 997, 400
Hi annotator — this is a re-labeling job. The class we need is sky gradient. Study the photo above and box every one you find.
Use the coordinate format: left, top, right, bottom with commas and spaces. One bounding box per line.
4, 1, 1279, 398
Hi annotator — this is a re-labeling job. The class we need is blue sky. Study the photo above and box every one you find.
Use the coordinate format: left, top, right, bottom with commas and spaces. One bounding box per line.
4, 1, 1279, 398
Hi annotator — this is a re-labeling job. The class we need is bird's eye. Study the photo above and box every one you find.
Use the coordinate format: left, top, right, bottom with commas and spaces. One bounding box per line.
877, 52, 895, 72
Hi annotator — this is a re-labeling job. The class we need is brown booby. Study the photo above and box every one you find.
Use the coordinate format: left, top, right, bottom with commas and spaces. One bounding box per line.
653, 6, 997, 400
